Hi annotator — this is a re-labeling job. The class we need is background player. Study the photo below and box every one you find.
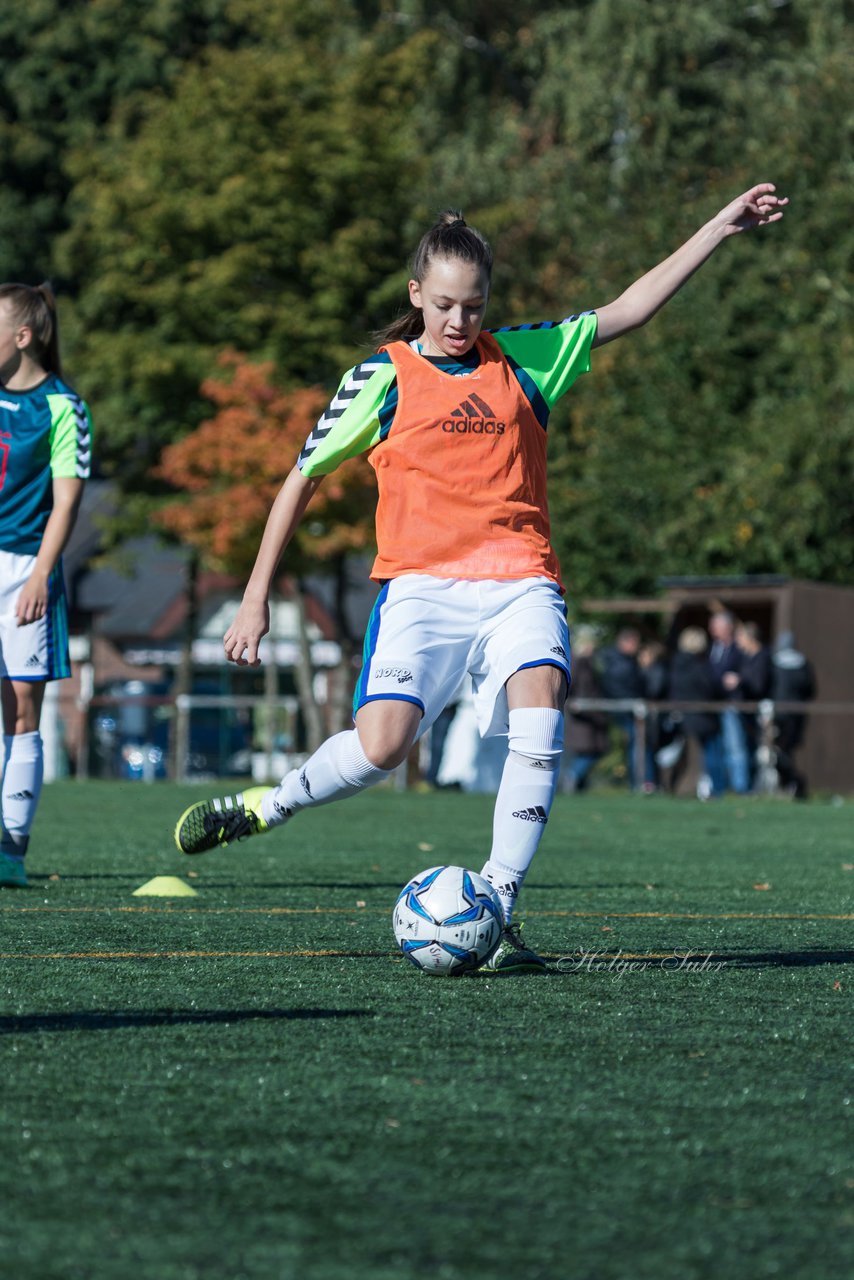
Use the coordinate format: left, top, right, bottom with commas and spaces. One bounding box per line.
176, 184, 787, 969
0, 284, 92, 887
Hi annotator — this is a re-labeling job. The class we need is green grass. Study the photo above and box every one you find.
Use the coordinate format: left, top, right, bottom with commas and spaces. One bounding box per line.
2, 782, 853, 1280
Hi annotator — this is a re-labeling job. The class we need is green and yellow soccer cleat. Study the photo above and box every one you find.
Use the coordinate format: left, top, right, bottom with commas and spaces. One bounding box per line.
175, 787, 273, 855
0, 849, 29, 888
481, 921, 547, 973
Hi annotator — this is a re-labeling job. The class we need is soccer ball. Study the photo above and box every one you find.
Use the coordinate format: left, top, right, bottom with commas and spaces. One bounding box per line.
392, 865, 504, 976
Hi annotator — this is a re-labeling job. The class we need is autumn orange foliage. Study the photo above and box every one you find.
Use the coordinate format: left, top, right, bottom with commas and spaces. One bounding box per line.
155, 351, 377, 577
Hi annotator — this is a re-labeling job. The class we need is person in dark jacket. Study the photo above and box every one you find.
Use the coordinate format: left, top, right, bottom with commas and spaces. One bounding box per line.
732, 622, 772, 787
668, 627, 725, 798
565, 629, 608, 792
638, 639, 669, 791
599, 627, 645, 788
771, 632, 815, 799
708, 610, 749, 793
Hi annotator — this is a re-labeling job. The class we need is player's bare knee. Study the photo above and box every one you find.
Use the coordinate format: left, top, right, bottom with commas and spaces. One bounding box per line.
357, 730, 412, 772
506, 664, 567, 711
368, 744, 410, 771
355, 704, 420, 771
2, 681, 43, 736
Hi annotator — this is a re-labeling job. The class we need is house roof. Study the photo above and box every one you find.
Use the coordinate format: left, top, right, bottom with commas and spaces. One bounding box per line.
65, 480, 376, 651
65, 484, 189, 635
657, 574, 790, 589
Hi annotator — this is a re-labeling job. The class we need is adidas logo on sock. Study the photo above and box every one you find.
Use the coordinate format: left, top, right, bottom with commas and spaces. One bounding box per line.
299, 771, 313, 799
491, 878, 519, 898
512, 806, 548, 824
8, 790, 33, 801
439, 393, 505, 436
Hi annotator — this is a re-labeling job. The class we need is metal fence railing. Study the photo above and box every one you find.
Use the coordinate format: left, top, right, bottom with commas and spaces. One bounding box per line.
73, 688, 853, 792
79, 692, 301, 784
566, 698, 853, 794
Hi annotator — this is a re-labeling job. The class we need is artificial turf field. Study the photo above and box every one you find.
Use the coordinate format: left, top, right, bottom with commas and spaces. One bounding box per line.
1, 782, 852, 1280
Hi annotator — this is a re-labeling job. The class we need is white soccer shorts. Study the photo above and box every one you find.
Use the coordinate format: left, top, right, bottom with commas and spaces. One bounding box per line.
353, 574, 571, 738
0, 549, 71, 682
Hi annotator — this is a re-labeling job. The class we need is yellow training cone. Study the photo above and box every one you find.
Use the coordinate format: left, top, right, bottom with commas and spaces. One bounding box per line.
133, 875, 198, 897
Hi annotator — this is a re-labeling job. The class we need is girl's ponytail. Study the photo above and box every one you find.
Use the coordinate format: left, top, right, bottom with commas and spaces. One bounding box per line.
375, 306, 424, 346
35, 283, 62, 377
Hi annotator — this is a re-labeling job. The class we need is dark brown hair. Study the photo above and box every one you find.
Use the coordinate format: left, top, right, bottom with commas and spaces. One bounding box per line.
374, 210, 493, 347
0, 282, 62, 376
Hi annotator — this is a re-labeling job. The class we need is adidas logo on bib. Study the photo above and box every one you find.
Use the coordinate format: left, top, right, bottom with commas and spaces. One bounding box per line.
440, 393, 505, 436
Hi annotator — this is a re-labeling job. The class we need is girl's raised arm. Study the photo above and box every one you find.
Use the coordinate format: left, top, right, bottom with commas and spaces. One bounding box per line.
593, 183, 788, 348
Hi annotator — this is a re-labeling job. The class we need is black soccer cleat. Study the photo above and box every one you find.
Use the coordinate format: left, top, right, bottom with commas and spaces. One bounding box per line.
174, 788, 272, 855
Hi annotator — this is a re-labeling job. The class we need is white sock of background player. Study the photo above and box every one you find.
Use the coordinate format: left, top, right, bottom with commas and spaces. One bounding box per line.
480, 707, 564, 924
259, 729, 391, 825
1, 731, 44, 859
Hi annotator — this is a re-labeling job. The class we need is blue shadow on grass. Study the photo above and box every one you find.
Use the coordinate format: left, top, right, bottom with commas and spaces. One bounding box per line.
710, 949, 854, 969
0, 1008, 373, 1034
555, 949, 854, 973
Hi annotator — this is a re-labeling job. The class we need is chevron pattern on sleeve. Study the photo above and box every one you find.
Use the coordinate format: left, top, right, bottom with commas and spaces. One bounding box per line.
66, 394, 92, 478
489, 320, 559, 333
297, 358, 386, 468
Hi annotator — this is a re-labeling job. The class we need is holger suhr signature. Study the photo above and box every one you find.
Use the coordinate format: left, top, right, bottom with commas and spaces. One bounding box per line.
556, 949, 726, 978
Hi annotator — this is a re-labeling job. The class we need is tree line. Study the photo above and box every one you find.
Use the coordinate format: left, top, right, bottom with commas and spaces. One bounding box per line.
2, 0, 851, 604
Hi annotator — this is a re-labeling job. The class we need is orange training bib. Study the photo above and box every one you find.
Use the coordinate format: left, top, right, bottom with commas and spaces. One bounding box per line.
369, 334, 562, 588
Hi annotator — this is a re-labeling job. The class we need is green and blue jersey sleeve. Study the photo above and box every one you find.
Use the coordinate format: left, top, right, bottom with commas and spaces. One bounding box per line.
0, 376, 93, 554
47, 391, 93, 479
490, 312, 597, 409
297, 354, 395, 478
297, 313, 597, 479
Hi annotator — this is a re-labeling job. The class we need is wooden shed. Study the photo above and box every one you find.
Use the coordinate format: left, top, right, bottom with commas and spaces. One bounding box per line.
582, 575, 854, 794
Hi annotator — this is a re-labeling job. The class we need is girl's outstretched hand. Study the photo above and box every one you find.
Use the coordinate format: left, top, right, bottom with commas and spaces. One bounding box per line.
224, 597, 270, 666
713, 183, 789, 237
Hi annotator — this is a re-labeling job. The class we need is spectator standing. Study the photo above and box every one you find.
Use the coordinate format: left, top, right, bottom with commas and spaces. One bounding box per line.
771, 632, 815, 799
564, 628, 608, 792
424, 696, 461, 788
599, 627, 645, 789
708, 610, 750, 794
734, 621, 772, 787
0, 283, 92, 888
638, 639, 669, 792
668, 627, 726, 798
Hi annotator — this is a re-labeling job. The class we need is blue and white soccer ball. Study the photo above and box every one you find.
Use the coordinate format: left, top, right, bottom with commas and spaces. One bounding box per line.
392, 865, 504, 976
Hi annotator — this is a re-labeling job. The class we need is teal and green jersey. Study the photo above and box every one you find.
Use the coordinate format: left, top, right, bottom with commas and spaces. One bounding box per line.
0, 373, 93, 554
297, 314, 597, 477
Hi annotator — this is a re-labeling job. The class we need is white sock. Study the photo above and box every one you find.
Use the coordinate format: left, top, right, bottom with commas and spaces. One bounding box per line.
2, 731, 44, 857
260, 730, 391, 826
481, 708, 564, 923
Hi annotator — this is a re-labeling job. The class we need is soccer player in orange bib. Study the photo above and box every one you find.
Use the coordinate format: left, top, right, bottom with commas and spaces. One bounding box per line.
176, 185, 787, 970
